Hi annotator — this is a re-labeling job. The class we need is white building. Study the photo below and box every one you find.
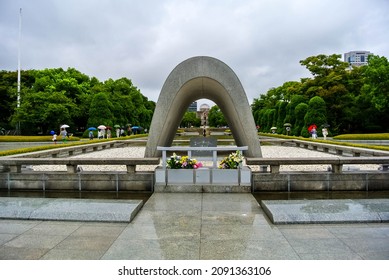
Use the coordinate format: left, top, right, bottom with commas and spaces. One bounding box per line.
344, 51, 372, 67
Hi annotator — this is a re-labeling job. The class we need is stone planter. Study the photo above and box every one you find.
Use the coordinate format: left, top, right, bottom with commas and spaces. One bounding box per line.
212, 169, 239, 184
167, 169, 194, 184
154, 166, 251, 185
195, 168, 211, 184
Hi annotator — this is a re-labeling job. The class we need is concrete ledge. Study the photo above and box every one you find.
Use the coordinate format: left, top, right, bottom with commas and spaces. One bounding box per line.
246, 156, 389, 174
260, 199, 389, 224
0, 171, 155, 192
154, 184, 251, 193
252, 172, 389, 191
0, 197, 143, 222
0, 157, 160, 173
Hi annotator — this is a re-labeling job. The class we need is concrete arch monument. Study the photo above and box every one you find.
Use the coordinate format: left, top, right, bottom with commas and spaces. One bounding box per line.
145, 56, 262, 158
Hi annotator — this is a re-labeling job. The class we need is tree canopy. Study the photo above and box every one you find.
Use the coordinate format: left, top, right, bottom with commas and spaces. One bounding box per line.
253, 54, 389, 136
0, 68, 155, 135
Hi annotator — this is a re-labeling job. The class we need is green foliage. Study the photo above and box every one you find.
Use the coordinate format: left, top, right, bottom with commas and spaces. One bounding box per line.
0, 134, 147, 157
259, 132, 389, 152
304, 96, 327, 136
362, 55, 389, 112
0, 68, 155, 135
252, 53, 389, 136
0, 135, 80, 142
333, 133, 389, 140
181, 111, 201, 127
208, 106, 227, 127
276, 101, 287, 134
293, 103, 308, 136
88, 92, 114, 127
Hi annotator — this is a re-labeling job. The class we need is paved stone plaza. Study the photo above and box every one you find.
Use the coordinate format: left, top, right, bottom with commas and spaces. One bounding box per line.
0, 193, 388, 260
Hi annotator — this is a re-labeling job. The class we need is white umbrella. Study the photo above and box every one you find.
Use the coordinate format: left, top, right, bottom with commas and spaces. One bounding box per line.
97, 125, 106, 129
60, 124, 69, 129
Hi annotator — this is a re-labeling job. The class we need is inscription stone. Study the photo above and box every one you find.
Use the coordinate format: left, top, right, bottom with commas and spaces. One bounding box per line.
190, 137, 217, 157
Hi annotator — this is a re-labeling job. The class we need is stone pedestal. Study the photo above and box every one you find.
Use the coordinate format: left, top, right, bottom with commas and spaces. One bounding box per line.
154, 166, 251, 187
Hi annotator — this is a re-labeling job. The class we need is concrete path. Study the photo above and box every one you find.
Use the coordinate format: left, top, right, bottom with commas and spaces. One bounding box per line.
0, 193, 388, 260
261, 199, 389, 224
0, 197, 143, 222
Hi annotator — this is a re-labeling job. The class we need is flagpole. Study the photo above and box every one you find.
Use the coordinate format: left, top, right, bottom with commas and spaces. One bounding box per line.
17, 8, 22, 135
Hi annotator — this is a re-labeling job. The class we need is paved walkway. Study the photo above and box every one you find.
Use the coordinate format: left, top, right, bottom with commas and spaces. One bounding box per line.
0, 193, 388, 260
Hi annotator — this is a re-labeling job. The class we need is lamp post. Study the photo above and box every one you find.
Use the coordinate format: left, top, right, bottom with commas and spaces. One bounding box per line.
16, 8, 22, 135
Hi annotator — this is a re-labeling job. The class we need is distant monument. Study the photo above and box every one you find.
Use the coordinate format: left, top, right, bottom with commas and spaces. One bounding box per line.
145, 56, 262, 158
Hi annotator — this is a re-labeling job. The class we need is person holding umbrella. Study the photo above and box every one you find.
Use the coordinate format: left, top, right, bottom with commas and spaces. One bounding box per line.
321, 124, 330, 140
60, 128, 67, 143
59, 124, 69, 143
89, 130, 94, 140
308, 124, 317, 139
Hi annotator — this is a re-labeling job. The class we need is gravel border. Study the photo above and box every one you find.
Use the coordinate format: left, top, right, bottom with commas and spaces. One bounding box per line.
32, 146, 380, 172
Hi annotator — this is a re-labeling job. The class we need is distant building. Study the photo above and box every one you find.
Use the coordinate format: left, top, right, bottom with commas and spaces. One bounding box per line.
197, 103, 210, 126
344, 51, 372, 67
187, 101, 197, 112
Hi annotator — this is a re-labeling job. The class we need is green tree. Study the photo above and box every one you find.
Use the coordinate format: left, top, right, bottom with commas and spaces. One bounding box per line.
304, 96, 327, 136
362, 55, 389, 113
208, 106, 227, 127
284, 95, 307, 128
180, 111, 201, 127
87, 92, 114, 127
293, 103, 308, 136
12, 90, 76, 135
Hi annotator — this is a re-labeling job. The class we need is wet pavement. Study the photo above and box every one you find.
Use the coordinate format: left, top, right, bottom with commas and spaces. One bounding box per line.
261, 199, 389, 224
0, 193, 389, 260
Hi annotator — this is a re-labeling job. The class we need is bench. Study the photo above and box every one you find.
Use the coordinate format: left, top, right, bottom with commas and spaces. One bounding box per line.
0, 157, 160, 173
245, 156, 389, 174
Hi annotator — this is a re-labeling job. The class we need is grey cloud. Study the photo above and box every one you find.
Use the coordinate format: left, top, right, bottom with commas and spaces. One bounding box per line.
1, 0, 388, 103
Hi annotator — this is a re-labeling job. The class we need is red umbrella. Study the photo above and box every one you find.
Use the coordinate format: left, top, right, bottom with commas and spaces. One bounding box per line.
308, 124, 317, 132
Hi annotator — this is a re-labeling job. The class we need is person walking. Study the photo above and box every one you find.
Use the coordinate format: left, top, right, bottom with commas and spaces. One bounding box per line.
60, 128, 67, 143
89, 130, 94, 140
52, 133, 57, 144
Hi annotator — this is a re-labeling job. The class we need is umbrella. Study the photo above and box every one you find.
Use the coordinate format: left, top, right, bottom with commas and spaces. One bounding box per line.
321, 123, 330, 128
97, 125, 106, 129
131, 126, 140, 129
88, 127, 97, 131
270, 127, 277, 130
106, 126, 112, 130
114, 124, 121, 128
283, 123, 292, 127
308, 124, 317, 132
60, 124, 69, 129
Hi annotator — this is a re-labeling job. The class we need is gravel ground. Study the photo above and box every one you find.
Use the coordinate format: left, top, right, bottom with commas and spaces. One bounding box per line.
32, 146, 380, 172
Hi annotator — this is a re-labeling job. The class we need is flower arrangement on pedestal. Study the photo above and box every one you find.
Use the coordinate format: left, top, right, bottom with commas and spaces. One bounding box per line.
219, 150, 244, 169
166, 153, 203, 169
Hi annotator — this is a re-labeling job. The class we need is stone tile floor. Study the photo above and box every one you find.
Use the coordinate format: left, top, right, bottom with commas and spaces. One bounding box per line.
0, 193, 388, 260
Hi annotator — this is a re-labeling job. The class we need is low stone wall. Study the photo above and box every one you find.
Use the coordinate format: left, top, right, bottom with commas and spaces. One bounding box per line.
3, 170, 388, 193
252, 171, 389, 192
0, 171, 154, 192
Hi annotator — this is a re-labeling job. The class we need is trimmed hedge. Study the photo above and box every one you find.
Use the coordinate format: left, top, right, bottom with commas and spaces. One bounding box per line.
259, 133, 389, 152
0, 135, 80, 142
333, 133, 389, 140
0, 134, 148, 157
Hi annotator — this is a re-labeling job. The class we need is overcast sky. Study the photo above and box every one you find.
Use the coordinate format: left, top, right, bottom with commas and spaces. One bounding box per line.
1, 0, 388, 106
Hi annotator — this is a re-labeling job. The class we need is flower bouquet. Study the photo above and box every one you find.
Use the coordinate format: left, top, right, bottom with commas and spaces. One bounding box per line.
166, 153, 203, 169
218, 150, 243, 169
